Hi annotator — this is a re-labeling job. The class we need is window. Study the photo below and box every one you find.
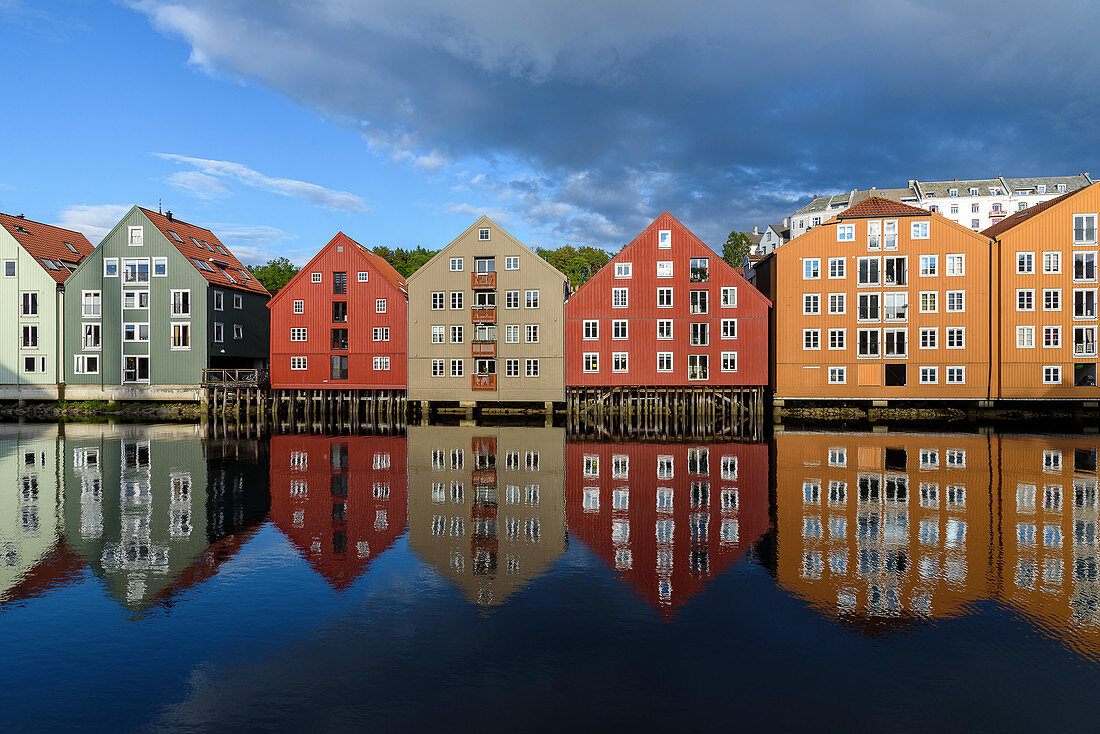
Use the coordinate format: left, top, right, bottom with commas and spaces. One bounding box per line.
103, 258, 118, 277
657, 261, 673, 278
1075, 326, 1097, 356
374, 356, 391, 370
690, 322, 709, 346
212, 290, 224, 311
290, 328, 308, 341
858, 293, 880, 321
1018, 289, 1035, 311
858, 257, 880, 285
1044, 366, 1062, 384
1075, 214, 1097, 243
946, 290, 965, 312
153, 258, 167, 277
827, 293, 845, 314
82, 323, 101, 350
722, 318, 738, 339
583, 353, 599, 372
213, 322, 224, 343
123, 322, 149, 343
919, 255, 937, 276
911, 221, 930, 239
688, 354, 709, 380
657, 320, 672, 339
721, 351, 737, 372
431, 325, 445, 344
526, 324, 540, 343
291, 356, 307, 371
478, 228, 490, 241
612, 352, 628, 372
658, 229, 671, 248
446, 291, 463, 311
828, 328, 845, 349
1075, 289, 1096, 318
1018, 252, 1035, 274
615, 262, 632, 278
22, 356, 44, 374
373, 327, 390, 342
1017, 325, 1035, 348
330, 355, 348, 380
451, 359, 464, 377
526, 290, 540, 309
171, 323, 190, 350
1044, 252, 1061, 274
657, 352, 673, 372
947, 327, 965, 349
828, 366, 846, 384
123, 290, 149, 310
865, 220, 882, 249
525, 359, 540, 377
971, 219, 980, 229
450, 325, 464, 343
128, 226, 143, 246
837, 223, 855, 242
720, 286, 737, 307
803, 258, 820, 279
1044, 326, 1061, 348
944, 254, 964, 276
376, 298, 387, 313
1045, 289, 1061, 311
73, 355, 99, 374
20, 324, 37, 348
330, 271, 347, 294
884, 292, 907, 321
1076, 252, 1097, 282
946, 366, 965, 384
803, 293, 820, 315
19, 291, 37, 317
583, 320, 599, 340
166, 289, 190, 317
450, 257, 463, 271
505, 359, 520, 377
2, 261, 13, 277
358, 271, 369, 283
311, 272, 322, 283
431, 359, 445, 377
884, 328, 907, 357
657, 287, 673, 307
690, 290, 709, 314
803, 329, 820, 350
427, 291, 444, 311
884, 256, 907, 285
920, 291, 937, 313
948, 188, 958, 197
884, 220, 898, 250
920, 366, 938, 384
500, 324, 517, 343
828, 258, 845, 279
858, 329, 880, 357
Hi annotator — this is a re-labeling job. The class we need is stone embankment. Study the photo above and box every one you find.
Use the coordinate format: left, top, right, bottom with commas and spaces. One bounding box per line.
0, 401, 204, 421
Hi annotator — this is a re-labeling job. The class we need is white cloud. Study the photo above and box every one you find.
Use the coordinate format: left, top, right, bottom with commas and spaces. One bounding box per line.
206, 222, 299, 265
154, 153, 367, 212
54, 204, 129, 243
166, 170, 233, 199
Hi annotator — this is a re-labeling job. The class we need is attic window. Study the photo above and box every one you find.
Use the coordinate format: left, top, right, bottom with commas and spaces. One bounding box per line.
237, 269, 252, 281
1037, 185, 1047, 194
64, 241, 79, 254
189, 236, 203, 248
167, 229, 185, 243
479, 228, 491, 240
14, 225, 28, 234
968, 188, 978, 196
224, 269, 237, 284
215, 245, 229, 256
190, 257, 214, 272
39, 258, 59, 270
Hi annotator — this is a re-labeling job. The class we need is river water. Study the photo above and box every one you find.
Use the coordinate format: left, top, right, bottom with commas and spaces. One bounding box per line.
1, 421, 1098, 731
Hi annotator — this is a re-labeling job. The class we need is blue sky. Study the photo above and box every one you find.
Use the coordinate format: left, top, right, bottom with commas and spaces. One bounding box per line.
1, 0, 1097, 264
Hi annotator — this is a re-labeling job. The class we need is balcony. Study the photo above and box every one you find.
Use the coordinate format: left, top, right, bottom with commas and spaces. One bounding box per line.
472, 468, 498, 487
472, 307, 497, 324
1075, 343, 1097, 358
472, 272, 497, 289
472, 341, 496, 358
472, 373, 497, 391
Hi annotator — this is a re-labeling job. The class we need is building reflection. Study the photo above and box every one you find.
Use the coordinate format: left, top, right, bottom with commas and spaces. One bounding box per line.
60, 423, 269, 615
774, 431, 997, 627
407, 426, 566, 607
566, 441, 769, 615
269, 435, 408, 590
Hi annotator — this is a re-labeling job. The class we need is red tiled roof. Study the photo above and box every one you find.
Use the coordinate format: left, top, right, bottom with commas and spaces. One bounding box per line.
0, 212, 93, 284
981, 186, 1083, 238
836, 197, 930, 220
137, 208, 270, 296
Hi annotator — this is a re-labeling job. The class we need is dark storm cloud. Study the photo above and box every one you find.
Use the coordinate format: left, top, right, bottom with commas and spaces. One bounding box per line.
130, 0, 1100, 247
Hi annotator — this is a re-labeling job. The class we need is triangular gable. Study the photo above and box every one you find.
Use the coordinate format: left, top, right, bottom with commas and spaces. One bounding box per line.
267, 231, 408, 309
0, 212, 94, 284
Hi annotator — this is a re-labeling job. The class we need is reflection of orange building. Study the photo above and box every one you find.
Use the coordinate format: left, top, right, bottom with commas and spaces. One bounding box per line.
407, 426, 566, 607
565, 441, 769, 614
998, 435, 1100, 659
775, 431, 997, 626
269, 435, 408, 590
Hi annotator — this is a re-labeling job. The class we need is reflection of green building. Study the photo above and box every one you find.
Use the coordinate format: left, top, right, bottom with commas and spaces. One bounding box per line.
61, 423, 269, 614
0, 424, 67, 605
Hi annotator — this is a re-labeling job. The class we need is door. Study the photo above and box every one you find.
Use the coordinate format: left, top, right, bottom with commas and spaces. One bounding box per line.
123, 356, 150, 383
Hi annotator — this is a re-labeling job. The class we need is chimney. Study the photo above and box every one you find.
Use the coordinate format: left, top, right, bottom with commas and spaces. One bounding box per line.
813, 194, 817, 200
166, 211, 173, 222
16, 214, 23, 219
783, 218, 789, 227
908, 180, 917, 188
752, 226, 759, 235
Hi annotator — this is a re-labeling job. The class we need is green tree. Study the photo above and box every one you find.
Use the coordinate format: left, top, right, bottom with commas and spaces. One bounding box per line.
248, 257, 299, 293
723, 230, 753, 268
537, 245, 610, 289
372, 245, 438, 277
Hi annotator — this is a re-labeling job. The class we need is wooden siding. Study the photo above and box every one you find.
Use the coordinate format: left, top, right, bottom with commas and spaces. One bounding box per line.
0, 227, 66, 385
269, 233, 407, 390
769, 211, 995, 400
564, 212, 770, 388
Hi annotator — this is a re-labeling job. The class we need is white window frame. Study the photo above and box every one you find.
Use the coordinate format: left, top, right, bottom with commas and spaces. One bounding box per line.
614, 262, 632, 278
128, 226, 143, 246
450, 257, 463, 271
311, 272, 322, 283
171, 322, 191, 351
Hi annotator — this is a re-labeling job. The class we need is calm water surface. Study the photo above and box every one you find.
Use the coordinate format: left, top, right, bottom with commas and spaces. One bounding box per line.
1, 422, 1099, 731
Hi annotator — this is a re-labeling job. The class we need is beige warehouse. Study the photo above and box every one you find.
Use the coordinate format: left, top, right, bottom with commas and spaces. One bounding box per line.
407, 216, 568, 404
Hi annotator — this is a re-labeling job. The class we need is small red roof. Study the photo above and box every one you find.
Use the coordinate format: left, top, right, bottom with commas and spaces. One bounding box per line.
0, 212, 94, 284
982, 186, 1082, 238
138, 208, 270, 296
836, 197, 930, 220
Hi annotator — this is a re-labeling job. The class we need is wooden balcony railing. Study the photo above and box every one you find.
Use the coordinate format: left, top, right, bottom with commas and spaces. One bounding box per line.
472, 307, 497, 324
201, 368, 269, 386
472, 468, 498, 487
472, 272, 497, 289
472, 341, 496, 358
472, 373, 497, 391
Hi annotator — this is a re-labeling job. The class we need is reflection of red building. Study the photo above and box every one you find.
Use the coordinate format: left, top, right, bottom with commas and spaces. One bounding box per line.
270, 435, 408, 590
565, 441, 769, 615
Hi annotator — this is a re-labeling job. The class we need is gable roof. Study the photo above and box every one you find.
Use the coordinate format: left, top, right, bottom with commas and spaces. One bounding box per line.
0, 212, 94, 284
835, 196, 930, 220
405, 215, 567, 285
136, 208, 269, 296
267, 231, 408, 308
981, 186, 1083, 238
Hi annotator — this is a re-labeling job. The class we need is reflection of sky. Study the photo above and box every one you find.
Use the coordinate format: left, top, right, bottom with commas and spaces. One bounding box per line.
0, 518, 1096, 732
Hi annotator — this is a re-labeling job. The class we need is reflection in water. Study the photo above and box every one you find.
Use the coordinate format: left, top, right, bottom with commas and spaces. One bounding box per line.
269, 434, 408, 589
565, 441, 769, 614
407, 426, 566, 607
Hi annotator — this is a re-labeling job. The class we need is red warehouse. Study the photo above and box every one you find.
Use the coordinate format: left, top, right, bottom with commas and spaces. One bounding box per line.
269, 434, 409, 591
564, 213, 770, 408
268, 232, 408, 393
565, 441, 770, 616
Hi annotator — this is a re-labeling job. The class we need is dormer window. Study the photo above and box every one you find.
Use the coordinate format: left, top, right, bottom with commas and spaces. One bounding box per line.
1059, 184, 1067, 193
1038, 185, 1047, 194
990, 188, 1001, 195
949, 188, 958, 197
968, 188, 978, 196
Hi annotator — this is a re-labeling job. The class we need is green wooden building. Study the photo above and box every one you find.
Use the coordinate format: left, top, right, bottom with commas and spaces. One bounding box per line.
63, 207, 270, 400
0, 212, 94, 399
